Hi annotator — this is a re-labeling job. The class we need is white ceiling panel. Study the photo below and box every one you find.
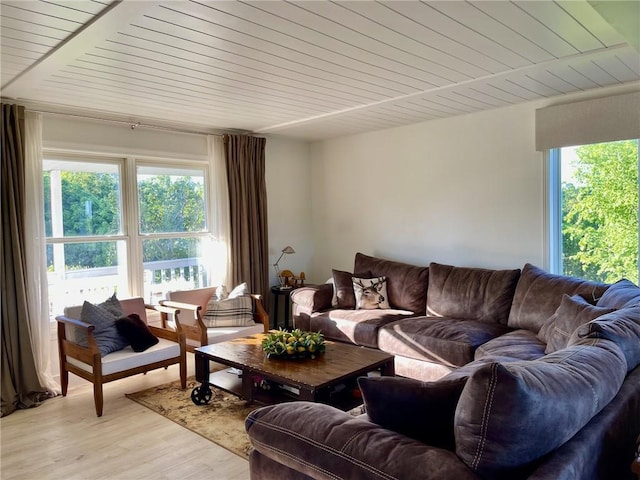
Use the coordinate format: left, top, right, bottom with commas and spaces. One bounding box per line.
1, 0, 638, 141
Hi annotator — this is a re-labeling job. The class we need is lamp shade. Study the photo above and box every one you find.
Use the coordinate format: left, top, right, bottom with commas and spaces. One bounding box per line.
274, 245, 296, 288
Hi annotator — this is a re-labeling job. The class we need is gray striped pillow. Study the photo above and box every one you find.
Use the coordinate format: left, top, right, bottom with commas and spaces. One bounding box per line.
202, 283, 254, 327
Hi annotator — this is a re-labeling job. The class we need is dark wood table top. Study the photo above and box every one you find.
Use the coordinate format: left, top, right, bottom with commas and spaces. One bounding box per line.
195, 333, 394, 391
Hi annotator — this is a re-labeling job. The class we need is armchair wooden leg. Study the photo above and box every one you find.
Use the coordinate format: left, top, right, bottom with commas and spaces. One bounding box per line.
180, 355, 187, 389
93, 382, 104, 417
60, 367, 69, 397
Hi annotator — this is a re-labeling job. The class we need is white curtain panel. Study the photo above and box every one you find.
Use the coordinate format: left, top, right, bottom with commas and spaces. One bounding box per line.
24, 111, 60, 394
207, 135, 232, 289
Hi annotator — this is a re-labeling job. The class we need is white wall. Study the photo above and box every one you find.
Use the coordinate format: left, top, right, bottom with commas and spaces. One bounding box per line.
43, 115, 209, 161
309, 102, 542, 279
307, 83, 639, 282
264, 135, 313, 287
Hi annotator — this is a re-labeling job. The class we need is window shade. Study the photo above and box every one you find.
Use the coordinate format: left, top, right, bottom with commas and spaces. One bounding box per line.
535, 91, 640, 151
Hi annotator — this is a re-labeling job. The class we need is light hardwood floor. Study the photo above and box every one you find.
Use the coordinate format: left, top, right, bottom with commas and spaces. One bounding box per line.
0, 356, 250, 480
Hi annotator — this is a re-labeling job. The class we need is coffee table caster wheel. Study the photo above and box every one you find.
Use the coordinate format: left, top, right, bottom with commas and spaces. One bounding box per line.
191, 385, 213, 405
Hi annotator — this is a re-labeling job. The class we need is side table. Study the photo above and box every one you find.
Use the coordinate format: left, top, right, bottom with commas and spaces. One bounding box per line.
271, 285, 294, 330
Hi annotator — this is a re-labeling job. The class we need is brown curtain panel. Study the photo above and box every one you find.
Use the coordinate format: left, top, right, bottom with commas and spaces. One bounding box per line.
1, 104, 48, 416
223, 134, 269, 299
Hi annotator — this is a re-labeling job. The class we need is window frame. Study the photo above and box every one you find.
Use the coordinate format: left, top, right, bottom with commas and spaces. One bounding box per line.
43, 150, 214, 315
546, 141, 640, 281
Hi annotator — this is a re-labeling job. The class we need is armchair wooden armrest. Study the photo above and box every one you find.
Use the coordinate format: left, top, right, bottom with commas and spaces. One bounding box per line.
144, 303, 185, 343
250, 294, 269, 333
55, 315, 101, 360
161, 291, 269, 352
160, 299, 206, 347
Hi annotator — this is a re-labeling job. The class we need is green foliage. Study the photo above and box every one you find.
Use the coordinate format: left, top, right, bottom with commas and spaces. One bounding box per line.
261, 329, 326, 359
46, 170, 205, 270
138, 175, 205, 263
53, 171, 120, 269
562, 140, 638, 283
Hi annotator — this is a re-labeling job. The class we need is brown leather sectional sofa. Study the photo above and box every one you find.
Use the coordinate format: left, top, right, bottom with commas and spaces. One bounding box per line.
245, 253, 640, 480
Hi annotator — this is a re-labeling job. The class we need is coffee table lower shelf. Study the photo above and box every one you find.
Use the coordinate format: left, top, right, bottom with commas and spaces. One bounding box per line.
194, 366, 365, 411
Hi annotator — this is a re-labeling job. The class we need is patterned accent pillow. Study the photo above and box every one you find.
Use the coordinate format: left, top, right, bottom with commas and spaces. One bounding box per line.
352, 276, 390, 310
80, 298, 129, 356
202, 283, 254, 327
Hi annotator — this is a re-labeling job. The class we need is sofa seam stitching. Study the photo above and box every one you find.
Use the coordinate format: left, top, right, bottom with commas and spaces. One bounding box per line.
472, 362, 498, 470
251, 439, 342, 480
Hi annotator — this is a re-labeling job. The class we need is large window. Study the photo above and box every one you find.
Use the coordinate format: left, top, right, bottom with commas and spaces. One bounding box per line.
44, 156, 213, 317
549, 139, 639, 283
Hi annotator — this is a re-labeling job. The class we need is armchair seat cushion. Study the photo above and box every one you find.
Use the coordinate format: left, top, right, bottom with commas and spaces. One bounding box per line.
187, 323, 265, 349
67, 338, 180, 376
378, 317, 512, 367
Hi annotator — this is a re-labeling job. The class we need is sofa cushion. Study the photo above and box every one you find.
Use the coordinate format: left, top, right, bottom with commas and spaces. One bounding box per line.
455, 337, 627, 479
246, 402, 480, 480
353, 276, 390, 310
358, 375, 467, 450
378, 317, 512, 367
354, 253, 429, 314
569, 305, 640, 372
538, 294, 616, 354
507, 263, 608, 333
475, 329, 545, 361
332, 269, 371, 309
426, 263, 520, 325
309, 309, 414, 348
596, 278, 640, 309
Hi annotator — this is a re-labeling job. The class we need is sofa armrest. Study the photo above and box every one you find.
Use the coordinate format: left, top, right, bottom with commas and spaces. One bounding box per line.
245, 402, 478, 480
290, 284, 333, 312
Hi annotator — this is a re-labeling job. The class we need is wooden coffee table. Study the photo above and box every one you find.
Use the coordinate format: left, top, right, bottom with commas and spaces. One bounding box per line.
192, 333, 394, 410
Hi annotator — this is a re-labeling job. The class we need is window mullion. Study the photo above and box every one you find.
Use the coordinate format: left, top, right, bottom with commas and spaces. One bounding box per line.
123, 156, 143, 298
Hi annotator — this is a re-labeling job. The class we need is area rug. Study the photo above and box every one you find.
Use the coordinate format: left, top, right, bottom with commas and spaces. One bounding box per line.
126, 371, 257, 459
127, 369, 368, 460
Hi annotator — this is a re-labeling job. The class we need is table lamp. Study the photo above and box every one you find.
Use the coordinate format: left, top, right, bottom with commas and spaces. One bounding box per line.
274, 246, 295, 289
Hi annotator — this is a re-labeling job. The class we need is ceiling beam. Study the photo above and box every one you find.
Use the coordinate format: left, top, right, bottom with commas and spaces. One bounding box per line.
256, 44, 635, 134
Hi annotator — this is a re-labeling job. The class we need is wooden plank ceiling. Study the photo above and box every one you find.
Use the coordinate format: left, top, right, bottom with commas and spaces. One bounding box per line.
1, 0, 639, 141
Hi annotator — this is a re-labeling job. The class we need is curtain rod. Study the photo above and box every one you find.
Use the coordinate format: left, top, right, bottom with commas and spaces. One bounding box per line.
25, 108, 231, 137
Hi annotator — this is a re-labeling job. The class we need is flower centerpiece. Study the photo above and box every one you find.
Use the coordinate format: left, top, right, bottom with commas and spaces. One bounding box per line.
262, 328, 326, 359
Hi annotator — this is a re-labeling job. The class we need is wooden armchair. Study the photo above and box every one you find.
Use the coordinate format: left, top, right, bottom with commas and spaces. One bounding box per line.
161, 286, 269, 352
56, 297, 186, 417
